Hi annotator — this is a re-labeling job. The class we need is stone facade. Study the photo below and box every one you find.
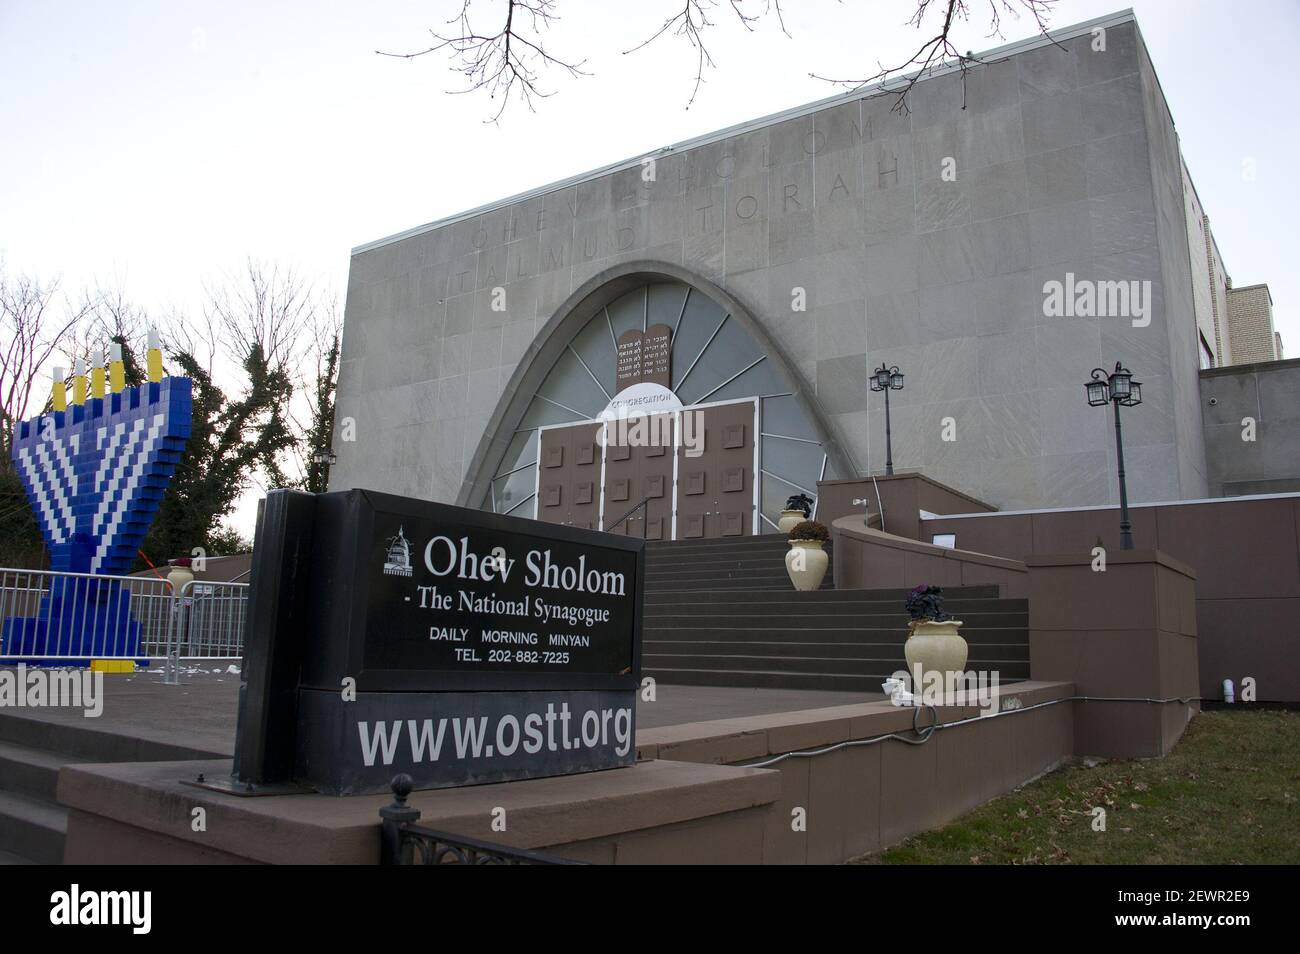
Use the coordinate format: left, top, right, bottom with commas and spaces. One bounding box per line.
1180, 165, 1233, 368
1207, 226, 1233, 366
1200, 356, 1300, 497
330, 11, 1224, 514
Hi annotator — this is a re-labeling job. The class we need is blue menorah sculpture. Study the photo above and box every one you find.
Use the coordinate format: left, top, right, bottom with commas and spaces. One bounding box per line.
3, 374, 192, 664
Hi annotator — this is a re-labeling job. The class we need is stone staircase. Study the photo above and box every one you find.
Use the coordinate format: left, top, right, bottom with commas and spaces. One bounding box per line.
0, 707, 223, 864
0, 735, 75, 864
642, 534, 1030, 691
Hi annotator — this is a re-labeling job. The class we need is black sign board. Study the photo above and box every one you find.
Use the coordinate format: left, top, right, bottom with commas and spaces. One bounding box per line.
234, 489, 644, 795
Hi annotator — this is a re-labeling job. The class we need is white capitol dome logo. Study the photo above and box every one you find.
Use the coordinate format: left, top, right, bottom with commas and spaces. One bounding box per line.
383, 526, 413, 577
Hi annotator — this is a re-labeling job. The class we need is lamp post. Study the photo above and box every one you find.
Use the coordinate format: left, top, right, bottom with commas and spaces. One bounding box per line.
310, 447, 337, 494
870, 363, 905, 476
1086, 362, 1143, 550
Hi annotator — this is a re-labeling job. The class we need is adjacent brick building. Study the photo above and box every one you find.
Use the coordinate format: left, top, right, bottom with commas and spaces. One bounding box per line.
1226, 283, 1283, 364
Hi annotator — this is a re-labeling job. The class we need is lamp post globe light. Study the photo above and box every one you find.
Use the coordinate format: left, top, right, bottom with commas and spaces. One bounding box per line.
1086, 362, 1143, 550
870, 362, 904, 476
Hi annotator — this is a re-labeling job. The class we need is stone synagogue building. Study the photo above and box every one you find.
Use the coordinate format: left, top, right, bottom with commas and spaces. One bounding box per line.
329, 9, 1293, 536
13, 9, 1300, 869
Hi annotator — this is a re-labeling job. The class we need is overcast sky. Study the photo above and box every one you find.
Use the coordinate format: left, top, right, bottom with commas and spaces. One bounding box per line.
3, 0, 1297, 534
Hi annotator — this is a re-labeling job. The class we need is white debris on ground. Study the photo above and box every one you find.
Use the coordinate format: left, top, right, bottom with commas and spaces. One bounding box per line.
141, 662, 242, 678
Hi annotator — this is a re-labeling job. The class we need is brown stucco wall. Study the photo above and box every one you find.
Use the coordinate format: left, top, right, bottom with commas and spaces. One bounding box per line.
1026, 550, 1200, 757
830, 516, 1028, 597
922, 494, 1300, 702
817, 474, 997, 542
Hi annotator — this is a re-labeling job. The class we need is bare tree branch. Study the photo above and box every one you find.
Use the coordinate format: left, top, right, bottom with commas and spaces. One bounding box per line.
625, 0, 788, 109
285, 293, 342, 486
811, 0, 1058, 114
206, 259, 313, 371
385, 1, 1060, 117
378, 0, 589, 123
0, 264, 89, 474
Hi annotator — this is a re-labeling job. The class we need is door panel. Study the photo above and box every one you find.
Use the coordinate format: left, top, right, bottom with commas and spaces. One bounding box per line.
675, 401, 756, 539
537, 422, 603, 529
601, 412, 675, 539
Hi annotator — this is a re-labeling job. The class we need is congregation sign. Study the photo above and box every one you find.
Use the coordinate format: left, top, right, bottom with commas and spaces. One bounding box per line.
360, 501, 637, 686
232, 488, 644, 795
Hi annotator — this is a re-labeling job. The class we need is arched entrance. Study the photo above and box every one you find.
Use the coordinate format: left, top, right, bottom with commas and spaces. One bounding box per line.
461, 265, 850, 538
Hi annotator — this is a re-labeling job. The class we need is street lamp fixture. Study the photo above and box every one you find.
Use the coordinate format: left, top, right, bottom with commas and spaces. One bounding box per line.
1085, 362, 1143, 550
870, 362, 904, 476
312, 447, 338, 467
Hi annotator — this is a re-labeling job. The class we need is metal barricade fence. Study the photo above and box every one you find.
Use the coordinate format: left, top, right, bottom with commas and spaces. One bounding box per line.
170, 579, 249, 658
0, 566, 248, 663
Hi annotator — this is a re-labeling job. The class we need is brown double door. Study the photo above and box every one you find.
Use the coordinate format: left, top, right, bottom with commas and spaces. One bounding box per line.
536, 400, 756, 540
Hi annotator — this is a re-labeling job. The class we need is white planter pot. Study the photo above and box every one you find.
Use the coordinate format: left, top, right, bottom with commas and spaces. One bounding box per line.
778, 509, 807, 534
904, 619, 968, 681
784, 540, 828, 591
167, 565, 194, 596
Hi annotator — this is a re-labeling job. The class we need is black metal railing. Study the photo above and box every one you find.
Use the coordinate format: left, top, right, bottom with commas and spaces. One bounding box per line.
604, 496, 652, 538
379, 774, 585, 865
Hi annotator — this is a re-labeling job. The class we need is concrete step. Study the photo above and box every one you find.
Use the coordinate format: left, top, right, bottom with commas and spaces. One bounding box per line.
642, 639, 1030, 659
642, 626, 1030, 645
645, 565, 796, 578
644, 553, 824, 570
639, 608, 1024, 623
644, 575, 834, 591
645, 538, 828, 554
639, 616, 1024, 631
645, 535, 800, 551
0, 739, 83, 802
643, 651, 1030, 676
645, 666, 1029, 691
643, 585, 1005, 602
0, 710, 224, 764
645, 536, 804, 550
0, 790, 66, 865
642, 667, 898, 692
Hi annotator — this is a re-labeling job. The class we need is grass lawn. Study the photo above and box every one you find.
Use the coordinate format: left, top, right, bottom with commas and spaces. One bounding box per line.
855, 709, 1300, 865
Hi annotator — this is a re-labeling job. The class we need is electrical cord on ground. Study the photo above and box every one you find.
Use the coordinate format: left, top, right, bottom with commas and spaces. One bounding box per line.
740, 693, 1204, 770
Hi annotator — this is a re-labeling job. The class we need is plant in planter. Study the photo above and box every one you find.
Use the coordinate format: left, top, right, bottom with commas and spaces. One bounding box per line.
784, 519, 830, 591
778, 492, 816, 533
905, 583, 948, 623
166, 556, 195, 594
902, 583, 967, 682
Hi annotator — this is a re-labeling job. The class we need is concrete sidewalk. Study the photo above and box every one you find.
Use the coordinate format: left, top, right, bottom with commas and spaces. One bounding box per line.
0, 664, 882, 758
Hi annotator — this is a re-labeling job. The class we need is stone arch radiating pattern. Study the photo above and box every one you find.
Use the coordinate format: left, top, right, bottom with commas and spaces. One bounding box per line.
457, 261, 853, 531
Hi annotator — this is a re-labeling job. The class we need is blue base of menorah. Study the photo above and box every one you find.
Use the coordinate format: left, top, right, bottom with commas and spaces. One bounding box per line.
1, 577, 148, 665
